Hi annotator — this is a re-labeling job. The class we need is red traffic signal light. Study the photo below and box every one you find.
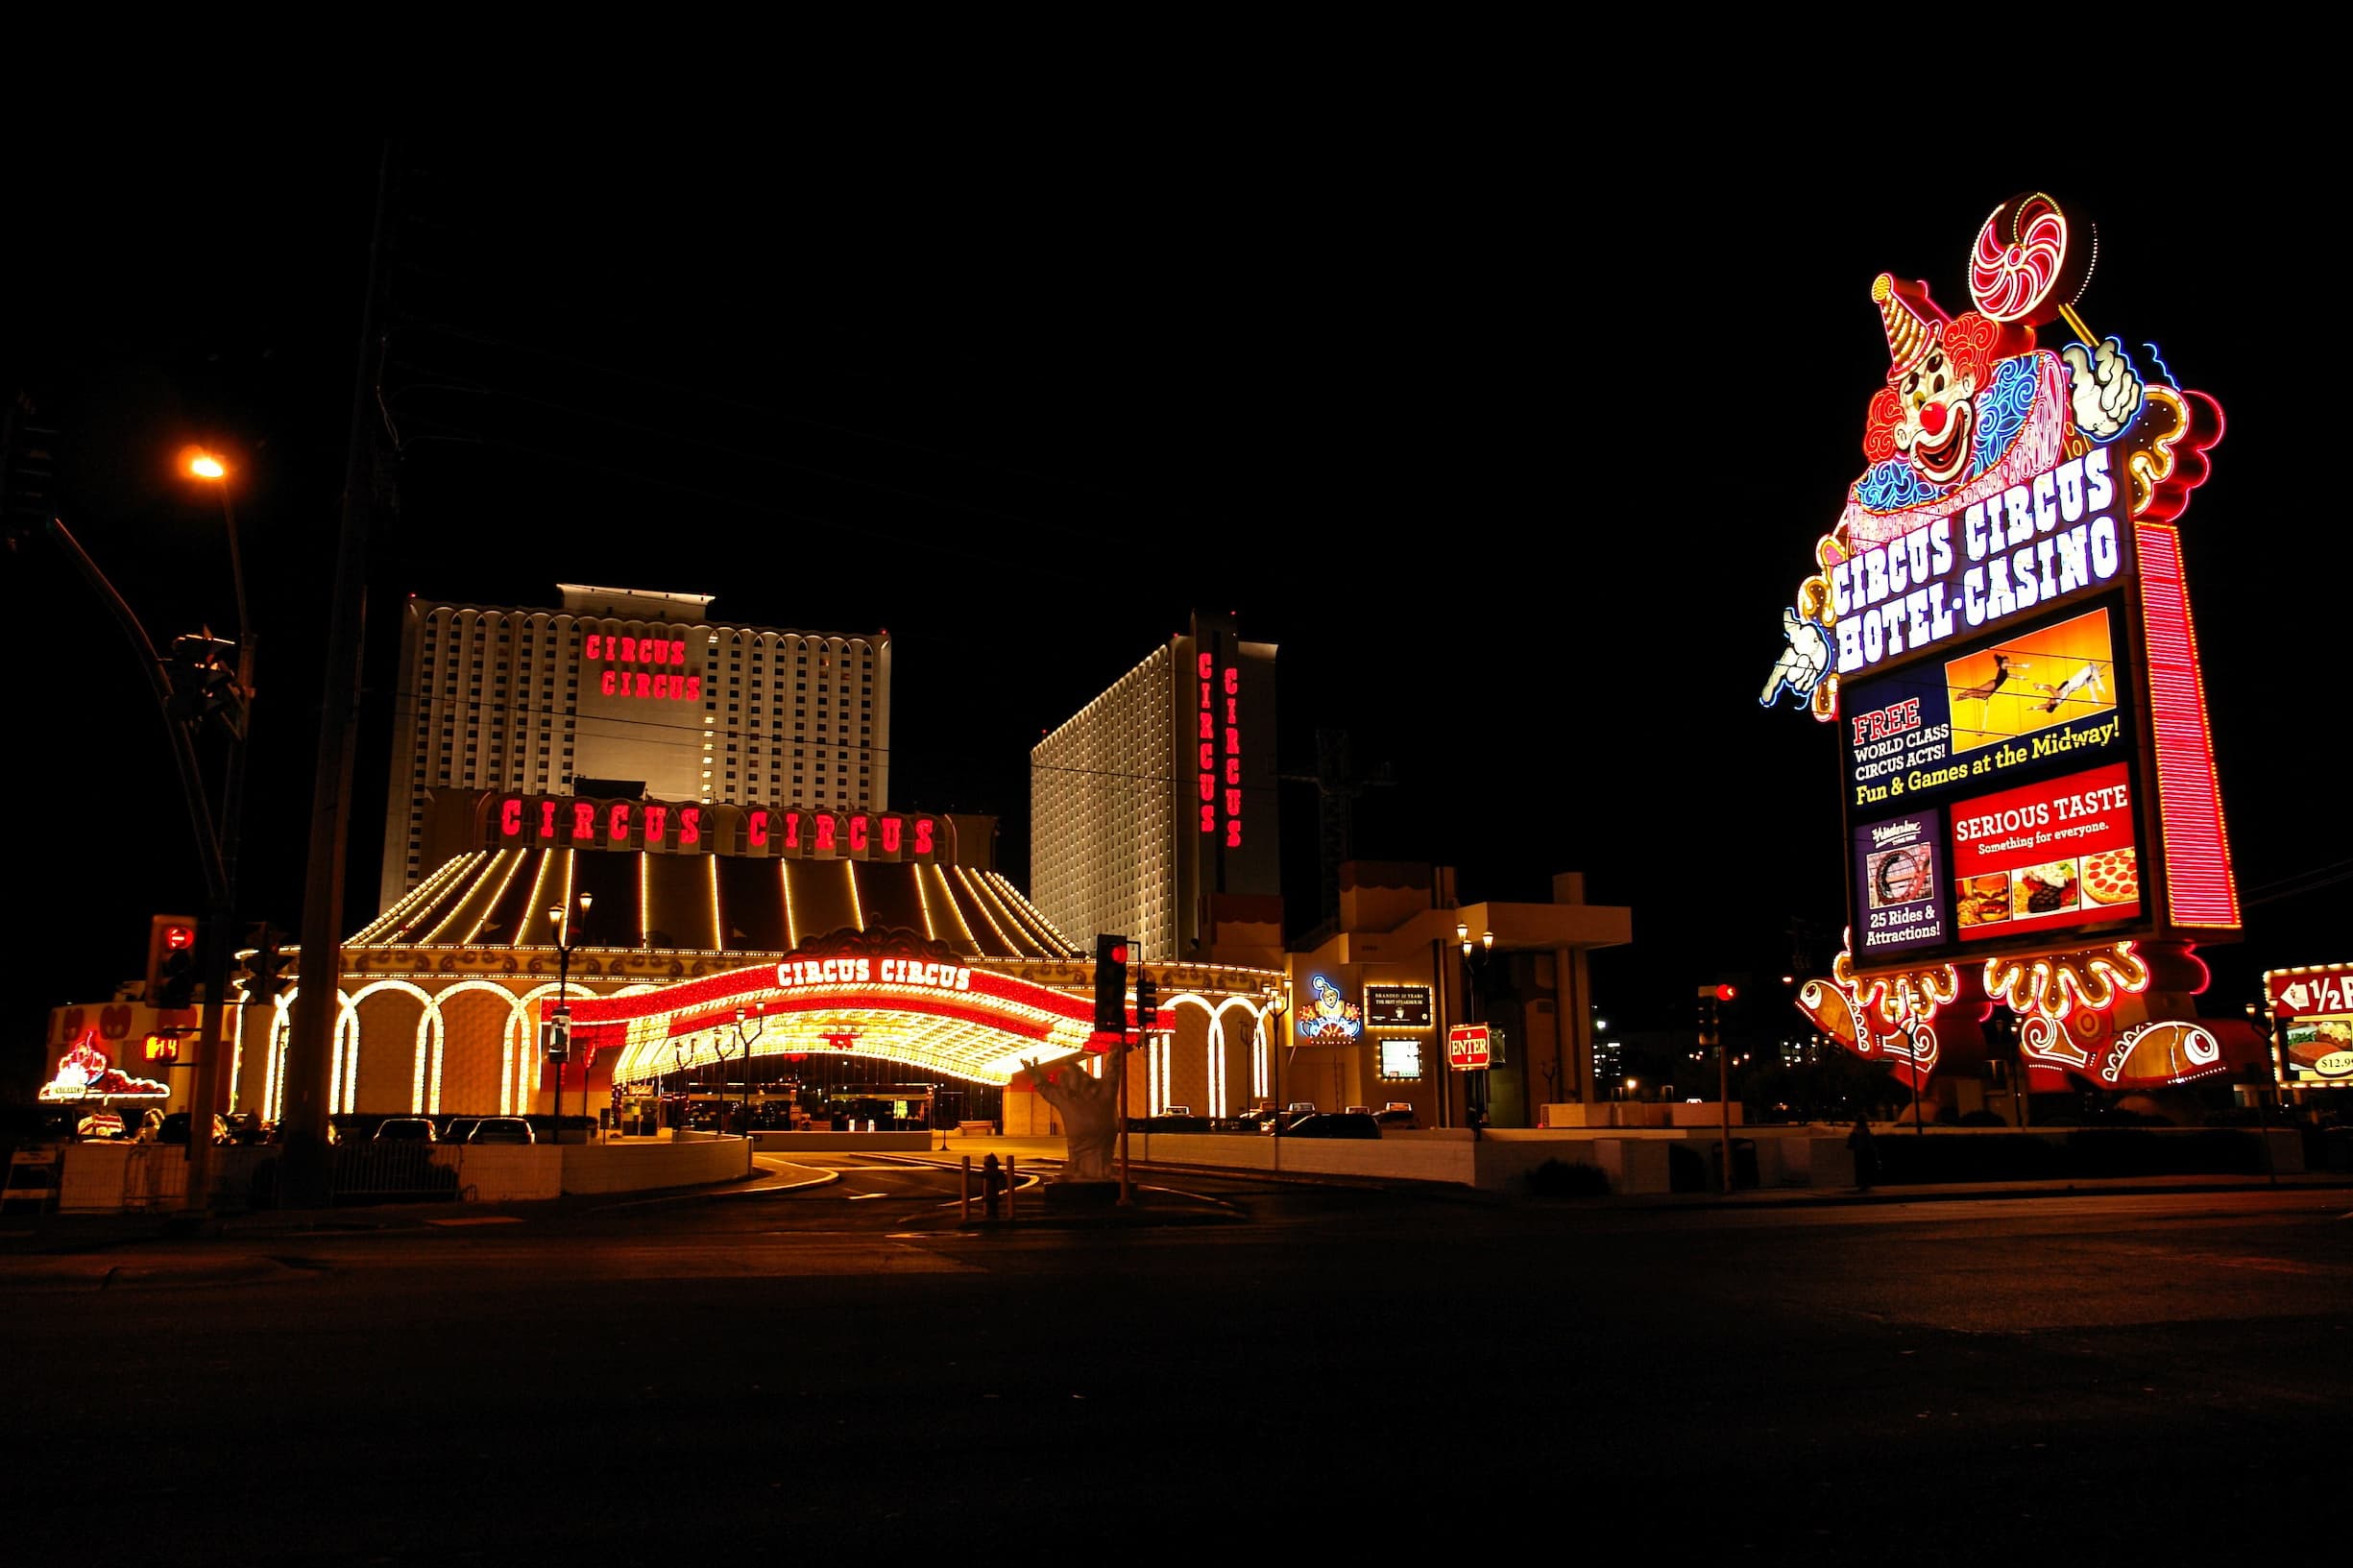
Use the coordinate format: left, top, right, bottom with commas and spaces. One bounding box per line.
147, 913, 201, 1000
1094, 934, 1131, 1034
1695, 983, 1736, 1001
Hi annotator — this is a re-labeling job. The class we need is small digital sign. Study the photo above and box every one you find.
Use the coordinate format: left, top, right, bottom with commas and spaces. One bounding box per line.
2268, 969, 2353, 1086
1365, 984, 1433, 1029
1376, 1038, 1424, 1082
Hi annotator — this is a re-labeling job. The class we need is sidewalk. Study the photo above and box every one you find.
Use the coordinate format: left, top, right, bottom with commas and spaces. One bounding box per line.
1609, 1170, 2353, 1212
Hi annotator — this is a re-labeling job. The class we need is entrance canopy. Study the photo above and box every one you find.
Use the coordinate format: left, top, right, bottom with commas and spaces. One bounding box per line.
554, 934, 1100, 1088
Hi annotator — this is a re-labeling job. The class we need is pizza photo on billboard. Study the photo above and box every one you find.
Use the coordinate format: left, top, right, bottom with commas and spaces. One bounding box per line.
2080, 846, 2140, 906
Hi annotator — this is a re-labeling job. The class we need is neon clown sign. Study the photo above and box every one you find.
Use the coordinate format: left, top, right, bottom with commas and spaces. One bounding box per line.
1297, 976, 1363, 1042
1774, 192, 2237, 1091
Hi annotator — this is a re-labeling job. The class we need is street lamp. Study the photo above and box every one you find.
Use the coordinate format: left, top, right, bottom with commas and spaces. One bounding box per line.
178, 449, 255, 1213
670, 1036, 694, 1131
548, 892, 594, 1143
1263, 984, 1291, 1162
1456, 921, 1494, 1128
731, 1004, 765, 1134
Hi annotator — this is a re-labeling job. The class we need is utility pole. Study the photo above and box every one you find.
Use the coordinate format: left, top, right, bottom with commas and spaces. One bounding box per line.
281, 143, 395, 1208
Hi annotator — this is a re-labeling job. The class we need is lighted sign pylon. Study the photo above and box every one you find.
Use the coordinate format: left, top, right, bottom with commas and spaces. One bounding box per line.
1776, 191, 2239, 1098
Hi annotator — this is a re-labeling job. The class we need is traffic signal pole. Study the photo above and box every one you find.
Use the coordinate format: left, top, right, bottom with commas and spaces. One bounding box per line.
1115, 1026, 1131, 1207
1699, 984, 1736, 1194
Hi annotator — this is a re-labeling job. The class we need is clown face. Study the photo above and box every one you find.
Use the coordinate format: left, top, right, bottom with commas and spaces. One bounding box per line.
1890, 338, 1977, 483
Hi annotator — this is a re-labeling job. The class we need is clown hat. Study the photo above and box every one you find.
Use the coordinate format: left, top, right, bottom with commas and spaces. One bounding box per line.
1872, 274, 1949, 381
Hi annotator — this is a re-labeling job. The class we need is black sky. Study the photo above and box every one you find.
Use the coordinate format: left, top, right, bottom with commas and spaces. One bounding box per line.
6, 132, 2341, 1078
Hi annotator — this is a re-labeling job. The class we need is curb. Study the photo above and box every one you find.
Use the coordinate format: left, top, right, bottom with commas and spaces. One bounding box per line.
1612, 1175, 2353, 1213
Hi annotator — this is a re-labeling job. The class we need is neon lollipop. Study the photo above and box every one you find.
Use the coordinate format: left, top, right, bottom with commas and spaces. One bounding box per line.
1969, 191, 2097, 340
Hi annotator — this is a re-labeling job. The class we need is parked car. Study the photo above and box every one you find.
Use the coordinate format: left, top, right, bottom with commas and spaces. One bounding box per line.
75, 1108, 128, 1141
158, 1112, 230, 1146
1373, 1102, 1419, 1131
1214, 1106, 1280, 1134
373, 1117, 438, 1143
466, 1117, 536, 1145
1282, 1111, 1381, 1140
441, 1117, 481, 1146
1285, 1101, 1318, 1115
1128, 1112, 1212, 1133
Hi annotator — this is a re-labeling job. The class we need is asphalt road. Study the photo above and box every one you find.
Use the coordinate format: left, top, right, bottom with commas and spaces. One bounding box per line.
5, 1158, 2347, 1563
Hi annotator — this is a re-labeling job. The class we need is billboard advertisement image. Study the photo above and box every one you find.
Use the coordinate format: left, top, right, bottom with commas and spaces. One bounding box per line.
1950, 761, 2141, 943
1853, 809, 1949, 956
1843, 599, 2131, 813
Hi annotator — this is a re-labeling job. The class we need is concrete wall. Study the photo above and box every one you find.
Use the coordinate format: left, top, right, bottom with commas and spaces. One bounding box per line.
429, 1144, 559, 1201
750, 1130, 931, 1153
559, 1135, 750, 1194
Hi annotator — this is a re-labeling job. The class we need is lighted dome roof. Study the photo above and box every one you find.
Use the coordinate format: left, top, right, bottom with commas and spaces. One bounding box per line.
350, 847, 1078, 961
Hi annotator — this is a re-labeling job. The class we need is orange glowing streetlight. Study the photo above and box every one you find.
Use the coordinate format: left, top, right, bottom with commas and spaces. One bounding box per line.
176, 448, 248, 646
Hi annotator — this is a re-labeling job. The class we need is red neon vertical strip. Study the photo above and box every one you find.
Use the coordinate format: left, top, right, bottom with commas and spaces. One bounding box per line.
2134, 521, 2240, 928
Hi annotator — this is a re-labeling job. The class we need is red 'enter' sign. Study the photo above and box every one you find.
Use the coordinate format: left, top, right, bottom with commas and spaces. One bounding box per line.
1446, 1024, 1491, 1071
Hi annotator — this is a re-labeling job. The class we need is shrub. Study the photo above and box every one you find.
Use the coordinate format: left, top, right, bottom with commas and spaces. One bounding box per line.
1524, 1159, 1610, 1197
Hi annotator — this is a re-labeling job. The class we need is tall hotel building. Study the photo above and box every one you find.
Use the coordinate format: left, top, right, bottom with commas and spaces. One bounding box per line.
378, 584, 891, 909
1030, 611, 1278, 961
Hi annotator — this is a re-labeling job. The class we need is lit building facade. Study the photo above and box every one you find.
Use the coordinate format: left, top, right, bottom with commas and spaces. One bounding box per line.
379, 584, 890, 910
1030, 610, 1277, 962
231, 788, 1278, 1128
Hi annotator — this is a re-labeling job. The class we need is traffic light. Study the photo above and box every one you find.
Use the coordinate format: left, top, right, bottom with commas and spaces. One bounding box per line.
1094, 933, 1130, 1033
238, 926, 293, 1003
151, 915, 201, 1008
1135, 973, 1159, 1033
1695, 982, 1735, 1045
166, 632, 246, 736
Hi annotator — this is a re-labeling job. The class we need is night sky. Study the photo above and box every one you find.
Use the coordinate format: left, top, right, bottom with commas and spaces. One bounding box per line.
7, 135, 2341, 1085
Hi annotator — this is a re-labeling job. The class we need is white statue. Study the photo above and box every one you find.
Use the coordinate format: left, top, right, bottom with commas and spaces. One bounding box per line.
1020, 1055, 1119, 1181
